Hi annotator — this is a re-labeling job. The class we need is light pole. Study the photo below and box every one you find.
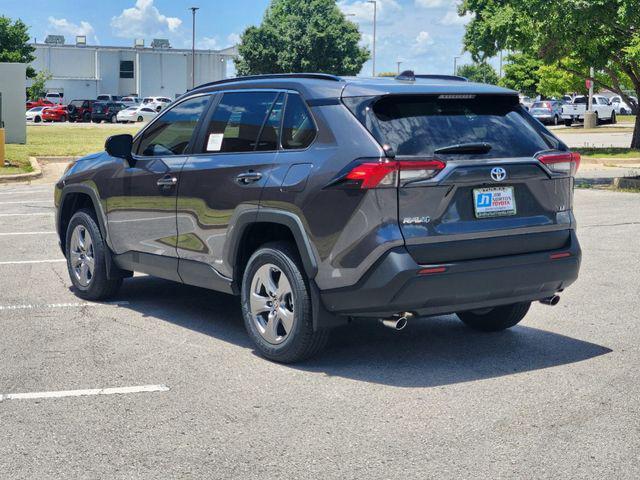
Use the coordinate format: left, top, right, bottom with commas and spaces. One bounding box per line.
368, 1, 377, 77
190, 7, 199, 90
396, 61, 402, 75
453, 56, 461, 76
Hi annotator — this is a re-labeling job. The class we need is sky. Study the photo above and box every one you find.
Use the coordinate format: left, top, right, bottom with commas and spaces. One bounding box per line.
1, 0, 491, 76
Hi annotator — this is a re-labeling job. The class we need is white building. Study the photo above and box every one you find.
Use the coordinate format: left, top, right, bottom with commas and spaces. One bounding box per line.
28, 36, 237, 102
0, 62, 27, 144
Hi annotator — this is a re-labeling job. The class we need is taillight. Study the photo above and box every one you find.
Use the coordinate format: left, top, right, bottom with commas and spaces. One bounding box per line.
338, 159, 445, 189
537, 152, 581, 176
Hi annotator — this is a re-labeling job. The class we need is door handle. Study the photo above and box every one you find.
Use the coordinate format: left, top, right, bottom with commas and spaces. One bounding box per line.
157, 175, 178, 188
236, 172, 263, 185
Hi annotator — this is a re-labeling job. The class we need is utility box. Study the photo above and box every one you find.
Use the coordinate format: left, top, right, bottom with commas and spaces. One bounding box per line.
0, 63, 27, 144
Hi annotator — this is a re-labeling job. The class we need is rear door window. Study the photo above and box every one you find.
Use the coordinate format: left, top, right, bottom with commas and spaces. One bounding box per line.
282, 94, 316, 150
136, 96, 210, 157
200, 91, 279, 153
346, 95, 552, 158
256, 93, 285, 151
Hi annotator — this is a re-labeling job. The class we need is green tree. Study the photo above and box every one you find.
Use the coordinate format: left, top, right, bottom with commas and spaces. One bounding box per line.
27, 70, 52, 100
457, 62, 499, 84
460, 0, 640, 147
235, 0, 369, 76
0, 16, 36, 78
499, 53, 543, 96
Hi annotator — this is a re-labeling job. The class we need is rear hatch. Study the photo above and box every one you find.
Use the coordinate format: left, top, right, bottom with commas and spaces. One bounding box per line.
344, 93, 577, 265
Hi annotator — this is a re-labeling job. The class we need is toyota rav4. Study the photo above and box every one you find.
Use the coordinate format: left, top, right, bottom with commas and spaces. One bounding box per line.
55, 73, 582, 363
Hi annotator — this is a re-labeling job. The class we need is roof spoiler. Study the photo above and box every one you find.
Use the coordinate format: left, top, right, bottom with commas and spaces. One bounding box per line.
396, 70, 468, 82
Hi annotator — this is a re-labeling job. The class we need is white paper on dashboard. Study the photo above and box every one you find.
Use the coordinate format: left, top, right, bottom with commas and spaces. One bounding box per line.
207, 133, 224, 151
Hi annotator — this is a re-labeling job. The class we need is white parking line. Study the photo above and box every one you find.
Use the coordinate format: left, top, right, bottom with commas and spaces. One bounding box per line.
0, 301, 130, 311
0, 190, 52, 195
0, 200, 51, 205
0, 259, 65, 265
0, 384, 170, 402
0, 231, 56, 236
0, 213, 54, 217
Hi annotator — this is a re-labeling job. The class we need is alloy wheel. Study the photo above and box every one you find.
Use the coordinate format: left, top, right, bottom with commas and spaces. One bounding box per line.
249, 263, 295, 345
69, 225, 95, 287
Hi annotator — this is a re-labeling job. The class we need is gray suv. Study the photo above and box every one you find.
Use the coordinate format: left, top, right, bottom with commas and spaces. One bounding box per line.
55, 73, 581, 363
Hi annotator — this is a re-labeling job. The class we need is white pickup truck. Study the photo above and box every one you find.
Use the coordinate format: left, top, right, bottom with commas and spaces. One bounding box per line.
561, 95, 616, 126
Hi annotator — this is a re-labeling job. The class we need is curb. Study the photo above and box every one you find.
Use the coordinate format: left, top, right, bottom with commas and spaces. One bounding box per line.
576, 177, 614, 187
0, 157, 42, 184
613, 177, 640, 189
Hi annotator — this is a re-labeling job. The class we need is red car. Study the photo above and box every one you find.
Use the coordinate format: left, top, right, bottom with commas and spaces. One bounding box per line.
26, 98, 54, 110
42, 105, 69, 122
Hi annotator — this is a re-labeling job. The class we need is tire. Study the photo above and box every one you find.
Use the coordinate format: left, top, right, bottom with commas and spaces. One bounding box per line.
83, 112, 91, 122
137, 116, 143, 122
457, 302, 531, 332
241, 241, 329, 363
60, 115, 67, 122
109, 114, 117, 123
594, 112, 600, 126
34, 116, 41, 123
65, 209, 122, 301
610, 111, 617, 124
92, 119, 101, 123
564, 119, 572, 127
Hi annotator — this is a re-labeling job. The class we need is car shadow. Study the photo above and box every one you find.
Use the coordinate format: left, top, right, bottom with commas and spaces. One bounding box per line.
109, 276, 612, 388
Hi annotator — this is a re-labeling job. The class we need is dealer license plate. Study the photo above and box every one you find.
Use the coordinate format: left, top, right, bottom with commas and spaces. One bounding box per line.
473, 187, 517, 218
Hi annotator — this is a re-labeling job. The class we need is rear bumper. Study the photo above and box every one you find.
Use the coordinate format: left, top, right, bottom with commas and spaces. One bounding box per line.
321, 231, 581, 318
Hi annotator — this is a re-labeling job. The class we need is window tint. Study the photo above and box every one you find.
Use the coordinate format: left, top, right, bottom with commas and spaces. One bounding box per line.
346, 95, 550, 158
137, 96, 209, 157
256, 93, 285, 151
202, 92, 278, 153
282, 95, 316, 149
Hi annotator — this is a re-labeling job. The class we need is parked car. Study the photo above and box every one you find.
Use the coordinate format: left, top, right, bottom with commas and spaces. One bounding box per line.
25, 106, 48, 123
610, 95, 637, 115
116, 105, 158, 123
67, 100, 96, 122
42, 104, 69, 122
45, 92, 64, 104
519, 95, 534, 111
120, 96, 141, 107
26, 98, 54, 110
530, 100, 564, 125
91, 102, 126, 123
55, 73, 582, 363
561, 95, 616, 126
141, 96, 173, 112
96, 94, 122, 103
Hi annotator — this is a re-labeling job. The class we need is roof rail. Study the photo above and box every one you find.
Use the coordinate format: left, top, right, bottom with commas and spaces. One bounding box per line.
195, 73, 344, 90
396, 70, 468, 82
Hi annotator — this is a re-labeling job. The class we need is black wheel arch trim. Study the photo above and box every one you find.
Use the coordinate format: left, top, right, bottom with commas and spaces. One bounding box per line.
58, 184, 123, 279
227, 208, 319, 286
225, 208, 342, 330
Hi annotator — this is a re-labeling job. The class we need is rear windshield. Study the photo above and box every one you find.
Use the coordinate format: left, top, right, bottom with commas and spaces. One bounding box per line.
345, 95, 554, 158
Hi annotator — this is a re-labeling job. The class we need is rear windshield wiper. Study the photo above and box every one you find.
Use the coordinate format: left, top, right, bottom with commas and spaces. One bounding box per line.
434, 143, 492, 155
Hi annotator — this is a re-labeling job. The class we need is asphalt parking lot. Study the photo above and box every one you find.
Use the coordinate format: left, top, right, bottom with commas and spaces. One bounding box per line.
0, 181, 639, 479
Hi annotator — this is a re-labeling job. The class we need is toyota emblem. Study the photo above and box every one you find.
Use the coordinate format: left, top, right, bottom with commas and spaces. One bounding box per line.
491, 167, 507, 182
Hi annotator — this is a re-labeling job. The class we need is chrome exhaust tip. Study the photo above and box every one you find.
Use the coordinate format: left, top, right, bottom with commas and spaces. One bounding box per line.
380, 312, 414, 331
539, 295, 561, 306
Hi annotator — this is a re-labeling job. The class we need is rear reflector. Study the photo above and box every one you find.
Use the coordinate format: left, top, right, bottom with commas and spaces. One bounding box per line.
341, 159, 446, 189
537, 152, 581, 176
418, 266, 448, 275
550, 252, 572, 260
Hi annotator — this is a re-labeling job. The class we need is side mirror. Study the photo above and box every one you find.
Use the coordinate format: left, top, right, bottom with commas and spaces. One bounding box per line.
105, 134, 133, 160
